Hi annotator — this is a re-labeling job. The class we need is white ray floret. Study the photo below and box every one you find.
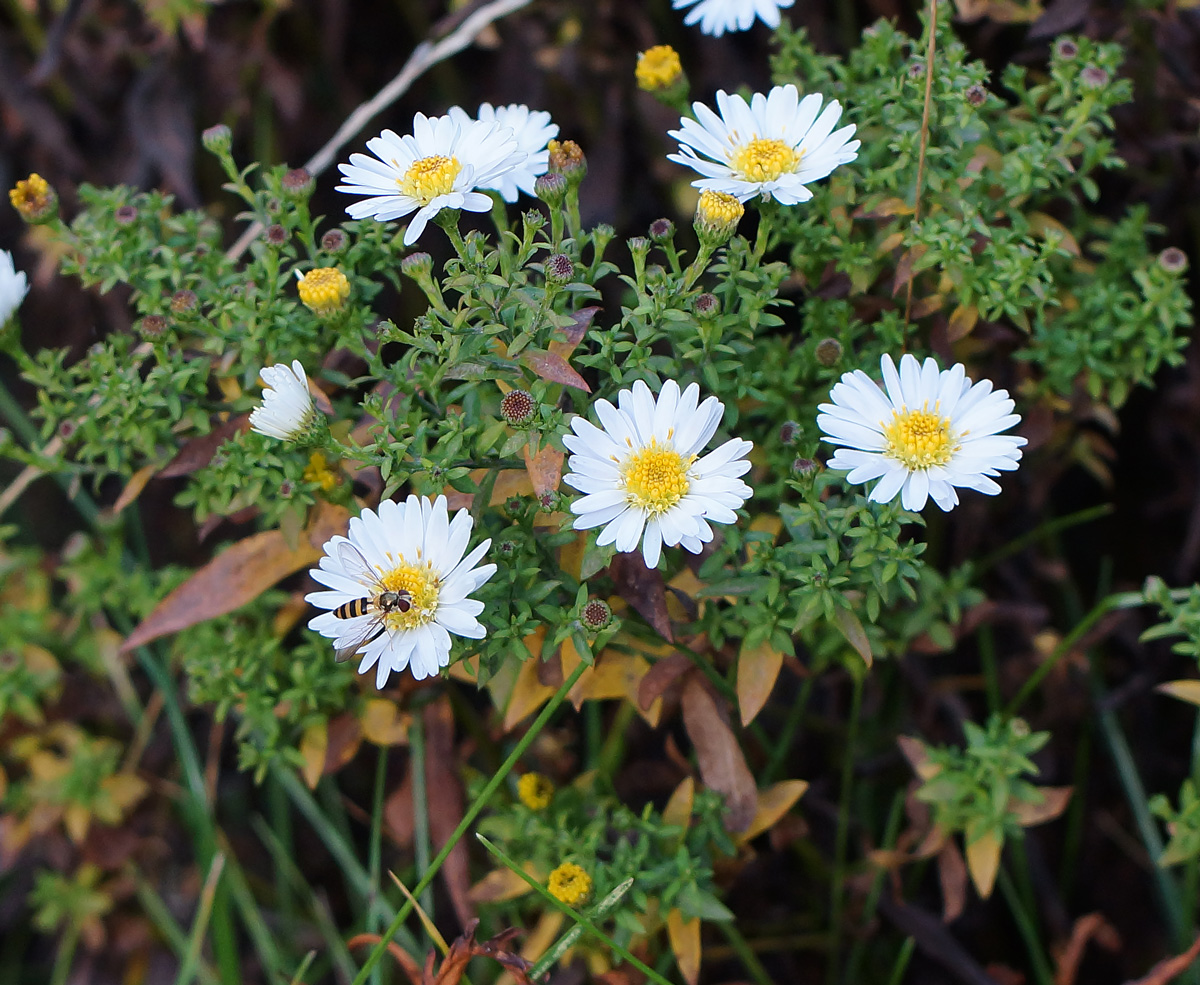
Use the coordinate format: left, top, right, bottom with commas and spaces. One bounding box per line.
306, 496, 496, 687
0, 249, 29, 326
249, 360, 316, 441
668, 83, 859, 204
672, 0, 794, 36
448, 103, 558, 202
564, 379, 754, 569
817, 353, 1027, 512
336, 111, 525, 245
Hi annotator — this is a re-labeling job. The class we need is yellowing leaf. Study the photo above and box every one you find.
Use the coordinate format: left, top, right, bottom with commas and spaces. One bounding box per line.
361, 700, 411, 746
1157, 680, 1200, 707
110, 464, 158, 516
737, 639, 783, 726
1010, 786, 1072, 827
736, 779, 809, 845
948, 303, 979, 342
299, 721, 328, 790
832, 606, 873, 666
965, 829, 1003, 898
570, 649, 661, 726
663, 776, 695, 839
667, 908, 701, 985
468, 866, 538, 904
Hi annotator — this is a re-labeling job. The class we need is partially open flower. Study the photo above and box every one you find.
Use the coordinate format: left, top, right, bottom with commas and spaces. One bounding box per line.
0, 250, 29, 326
249, 360, 318, 442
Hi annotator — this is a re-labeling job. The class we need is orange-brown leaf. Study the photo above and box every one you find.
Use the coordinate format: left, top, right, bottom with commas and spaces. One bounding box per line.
832, 606, 873, 666
158, 415, 249, 477
1053, 913, 1121, 985
667, 908, 701, 985
299, 721, 327, 790
681, 677, 756, 831
638, 653, 692, 710
522, 349, 590, 392
1010, 786, 1072, 828
736, 639, 783, 726
662, 776, 695, 837
548, 306, 599, 360
523, 443, 564, 497
121, 502, 349, 652
610, 553, 673, 641
110, 464, 158, 515
736, 780, 809, 845
1122, 933, 1200, 985
937, 840, 968, 923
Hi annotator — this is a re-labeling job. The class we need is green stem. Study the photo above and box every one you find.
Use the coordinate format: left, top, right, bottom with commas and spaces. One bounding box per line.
679, 244, 716, 294
349, 660, 590, 985
827, 670, 864, 985
997, 865, 1054, 985
48, 923, 80, 985
717, 921, 776, 985
411, 714, 435, 919
761, 673, 814, 785
369, 745, 389, 985
884, 939, 915, 985
977, 504, 1113, 574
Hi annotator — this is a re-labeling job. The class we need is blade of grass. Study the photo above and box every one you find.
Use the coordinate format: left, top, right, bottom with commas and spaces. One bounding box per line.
130, 868, 221, 985
410, 713, 435, 921
996, 865, 1053, 985
175, 852, 226, 985
349, 659, 589, 985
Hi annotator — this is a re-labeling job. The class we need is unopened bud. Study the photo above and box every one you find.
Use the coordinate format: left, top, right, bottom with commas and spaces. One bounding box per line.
694, 190, 743, 247
321, 229, 348, 254
636, 45, 683, 93
1054, 38, 1079, 60
580, 598, 613, 632
265, 224, 289, 247
400, 252, 433, 279
548, 140, 587, 187
792, 457, 817, 476
170, 289, 199, 315
500, 389, 536, 427
9, 173, 58, 224
779, 421, 801, 445
693, 293, 719, 317
201, 124, 233, 156
115, 205, 139, 226
545, 253, 574, 284
649, 218, 675, 243
815, 337, 843, 367
966, 84, 987, 107
138, 314, 168, 337
535, 172, 568, 207
1159, 247, 1188, 274
1080, 66, 1109, 89
281, 167, 314, 199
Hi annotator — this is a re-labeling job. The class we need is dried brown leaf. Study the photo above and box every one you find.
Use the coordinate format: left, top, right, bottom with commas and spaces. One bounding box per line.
937, 840, 968, 923
158, 415, 249, 477
638, 653, 692, 710
667, 908, 701, 985
110, 464, 158, 515
681, 677, 756, 831
1122, 934, 1200, 985
522, 348, 590, 392
523, 443, 564, 497
736, 639, 783, 726
1053, 912, 1121, 985
610, 553, 673, 641
121, 502, 349, 652
548, 306, 599, 359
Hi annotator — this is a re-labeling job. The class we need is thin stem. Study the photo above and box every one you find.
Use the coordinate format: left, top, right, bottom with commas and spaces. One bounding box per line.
411, 714, 435, 919
762, 673, 815, 785
717, 920, 776, 985
903, 0, 938, 335
369, 745, 389, 985
997, 865, 1054, 985
349, 660, 589, 985
827, 670, 864, 985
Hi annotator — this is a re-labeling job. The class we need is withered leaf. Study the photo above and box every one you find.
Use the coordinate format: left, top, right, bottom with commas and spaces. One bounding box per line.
120, 502, 350, 653
610, 553, 674, 641
937, 840, 968, 923
423, 698, 473, 928
736, 639, 783, 726
522, 348, 590, 392
1054, 913, 1121, 985
638, 653, 693, 710
158, 415, 249, 478
681, 677, 756, 831
667, 908, 701, 985
523, 443, 564, 497
1122, 934, 1200, 985
425, 920, 534, 985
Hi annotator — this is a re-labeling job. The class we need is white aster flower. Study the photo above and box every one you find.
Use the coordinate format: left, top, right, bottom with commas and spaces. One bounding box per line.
305, 496, 496, 687
817, 353, 1027, 512
564, 380, 753, 569
336, 112, 524, 245
673, 0, 794, 36
448, 103, 558, 202
249, 360, 317, 441
667, 83, 859, 204
0, 249, 29, 326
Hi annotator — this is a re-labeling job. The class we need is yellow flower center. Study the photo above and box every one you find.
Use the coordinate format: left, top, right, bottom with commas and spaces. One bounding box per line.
730, 138, 803, 182
9, 172, 55, 220
881, 407, 958, 470
517, 772, 555, 810
697, 190, 744, 227
547, 862, 592, 906
621, 438, 693, 516
297, 267, 350, 316
379, 561, 440, 630
398, 155, 462, 204
636, 45, 682, 91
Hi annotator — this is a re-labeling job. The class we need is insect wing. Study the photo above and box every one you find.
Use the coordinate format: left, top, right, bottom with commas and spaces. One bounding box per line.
333, 612, 389, 663
335, 540, 387, 593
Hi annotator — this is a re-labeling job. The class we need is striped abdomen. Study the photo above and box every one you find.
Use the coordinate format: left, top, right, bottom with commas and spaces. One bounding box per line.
333, 597, 374, 620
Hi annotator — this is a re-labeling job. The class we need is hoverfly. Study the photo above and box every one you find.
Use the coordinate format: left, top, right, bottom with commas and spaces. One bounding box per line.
331, 541, 412, 662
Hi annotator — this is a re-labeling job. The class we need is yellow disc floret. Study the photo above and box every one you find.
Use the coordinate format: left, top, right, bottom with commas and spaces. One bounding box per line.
621, 438, 692, 515
882, 407, 958, 470
398, 155, 462, 204
380, 561, 440, 630
297, 267, 350, 317
303, 452, 338, 491
730, 138, 803, 183
547, 862, 592, 906
517, 772, 555, 810
636, 45, 683, 91
9, 173, 57, 223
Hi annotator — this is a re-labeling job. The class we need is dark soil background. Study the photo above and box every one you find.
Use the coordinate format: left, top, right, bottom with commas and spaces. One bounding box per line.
4, 0, 1200, 983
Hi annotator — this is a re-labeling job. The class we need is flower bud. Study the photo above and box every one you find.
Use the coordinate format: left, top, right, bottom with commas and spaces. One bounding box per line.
9, 174, 58, 224
296, 267, 350, 317
535, 172, 568, 208
1080, 66, 1109, 89
815, 337, 843, 367
170, 289, 199, 315
201, 124, 233, 156
115, 205, 139, 226
264, 224, 289, 247
636, 45, 684, 93
548, 140, 587, 188
281, 167, 314, 199
694, 190, 744, 248
400, 252, 433, 279
792, 457, 817, 477
1159, 247, 1188, 274
320, 229, 348, 254
692, 292, 719, 317
138, 314, 168, 338
966, 84, 987, 107
1054, 38, 1079, 60
500, 389, 536, 427
544, 253, 574, 285
580, 598, 613, 632
779, 421, 801, 445
648, 218, 675, 243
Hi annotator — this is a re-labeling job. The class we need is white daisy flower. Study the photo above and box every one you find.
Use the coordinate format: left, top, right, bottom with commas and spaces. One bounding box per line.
305, 496, 496, 686
673, 0, 794, 36
667, 83, 859, 204
448, 103, 558, 202
0, 249, 29, 326
336, 112, 524, 245
563, 380, 753, 569
249, 360, 317, 441
817, 353, 1027, 512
